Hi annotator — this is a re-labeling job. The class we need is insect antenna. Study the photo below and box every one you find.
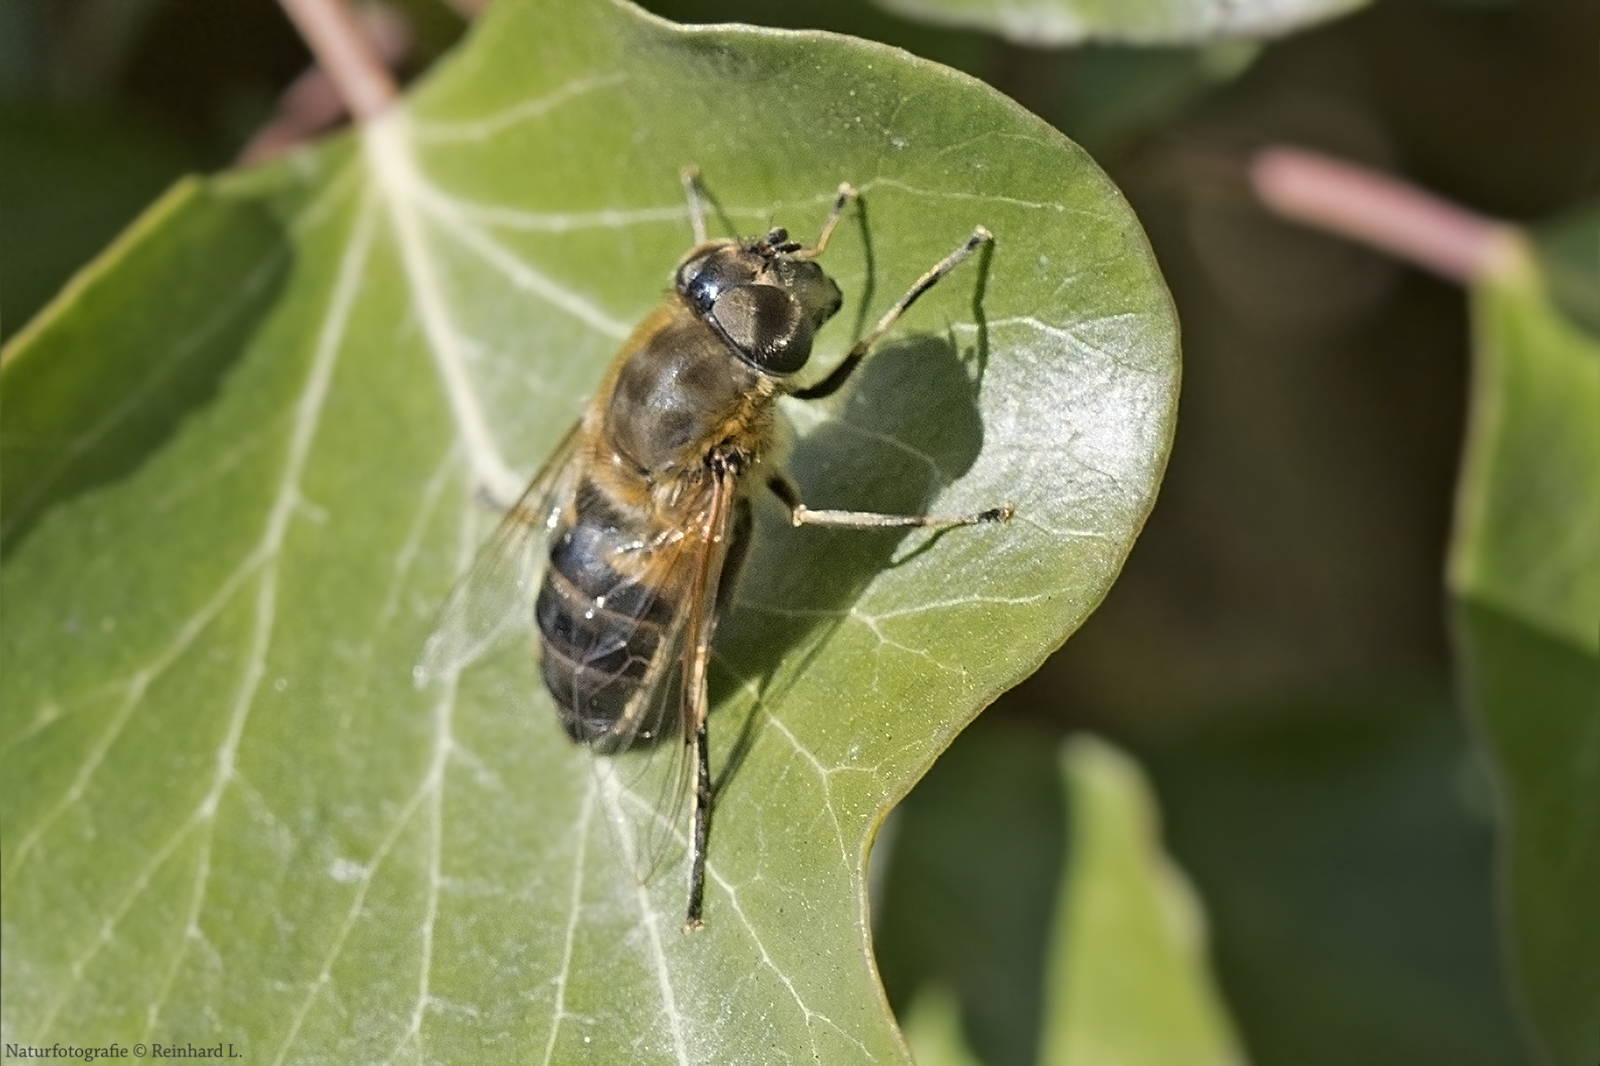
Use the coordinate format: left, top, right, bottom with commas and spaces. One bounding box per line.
680, 165, 708, 245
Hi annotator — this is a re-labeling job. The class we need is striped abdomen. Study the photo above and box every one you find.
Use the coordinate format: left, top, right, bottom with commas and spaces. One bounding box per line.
537, 296, 770, 751
534, 475, 682, 752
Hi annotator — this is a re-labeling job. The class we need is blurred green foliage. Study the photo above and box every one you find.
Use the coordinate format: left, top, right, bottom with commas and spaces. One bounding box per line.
1450, 234, 1600, 1066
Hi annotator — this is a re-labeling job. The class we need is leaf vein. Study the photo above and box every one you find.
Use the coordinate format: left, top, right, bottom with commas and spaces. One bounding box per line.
540, 775, 598, 1066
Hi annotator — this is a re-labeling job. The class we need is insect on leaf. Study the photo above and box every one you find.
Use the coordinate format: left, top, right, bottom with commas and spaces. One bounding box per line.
0, 0, 1179, 1060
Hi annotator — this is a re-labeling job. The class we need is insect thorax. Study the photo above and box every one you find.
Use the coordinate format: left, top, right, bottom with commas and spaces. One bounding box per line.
603, 301, 781, 478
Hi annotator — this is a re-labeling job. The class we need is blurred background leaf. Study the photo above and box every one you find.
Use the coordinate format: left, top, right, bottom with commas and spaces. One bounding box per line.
1449, 226, 1600, 1066
1529, 202, 1600, 340
0, 105, 197, 334
875, 697, 1528, 1066
875, 721, 1068, 1066
1138, 689, 1530, 1066
874, 724, 1244, 1066
1451, 235, 1599, 652
1039, 737, 1243, 1066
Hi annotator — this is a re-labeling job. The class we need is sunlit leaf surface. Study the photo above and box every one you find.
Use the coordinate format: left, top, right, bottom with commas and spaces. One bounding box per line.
0, 0, 1177, 1060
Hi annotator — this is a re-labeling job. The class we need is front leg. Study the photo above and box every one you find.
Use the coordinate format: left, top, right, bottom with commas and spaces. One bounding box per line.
791, 227, 992, 402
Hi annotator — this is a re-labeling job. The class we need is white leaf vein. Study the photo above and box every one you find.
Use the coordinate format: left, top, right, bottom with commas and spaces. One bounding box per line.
32, 177, 377, 1043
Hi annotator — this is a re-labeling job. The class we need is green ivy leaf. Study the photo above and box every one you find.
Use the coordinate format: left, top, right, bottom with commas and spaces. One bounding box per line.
1451, 239, 1600, 655
0, 0, 1178, 1061
0, 178, 289, 551
868, 0, 1367, 47
875, 723, 1243, 1066
1450, 231, 1600, 1066
900, 984, 989, 1066
1040, 737, 1243, 1066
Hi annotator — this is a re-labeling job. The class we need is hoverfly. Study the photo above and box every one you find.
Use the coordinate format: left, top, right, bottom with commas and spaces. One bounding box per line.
418, 170, 1008, 930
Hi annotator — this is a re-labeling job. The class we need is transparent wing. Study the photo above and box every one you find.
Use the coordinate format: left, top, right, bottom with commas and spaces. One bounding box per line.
414, 425, 583, 687
562, 482, 728, 755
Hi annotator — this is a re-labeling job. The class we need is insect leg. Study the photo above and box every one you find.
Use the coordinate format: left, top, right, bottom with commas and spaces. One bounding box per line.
681, 166, 708, 245
792, 226, 993, 402
684, 714, 712, 932
680, 459, 741, 932
796, 183, 858, 261
768, 470, 1012, 530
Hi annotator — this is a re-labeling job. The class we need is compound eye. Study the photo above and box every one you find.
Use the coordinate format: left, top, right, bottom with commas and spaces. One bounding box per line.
677, 247, 756, 314
710, 284, 813, 375
676, 257, 717, 313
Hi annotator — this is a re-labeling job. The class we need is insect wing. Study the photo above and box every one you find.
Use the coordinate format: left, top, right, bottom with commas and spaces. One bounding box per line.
414, 426, 582, 687
558, 477, 727, 754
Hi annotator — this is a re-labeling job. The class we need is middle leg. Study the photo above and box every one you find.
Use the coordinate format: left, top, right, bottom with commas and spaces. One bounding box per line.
768, 470, 1011, 531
